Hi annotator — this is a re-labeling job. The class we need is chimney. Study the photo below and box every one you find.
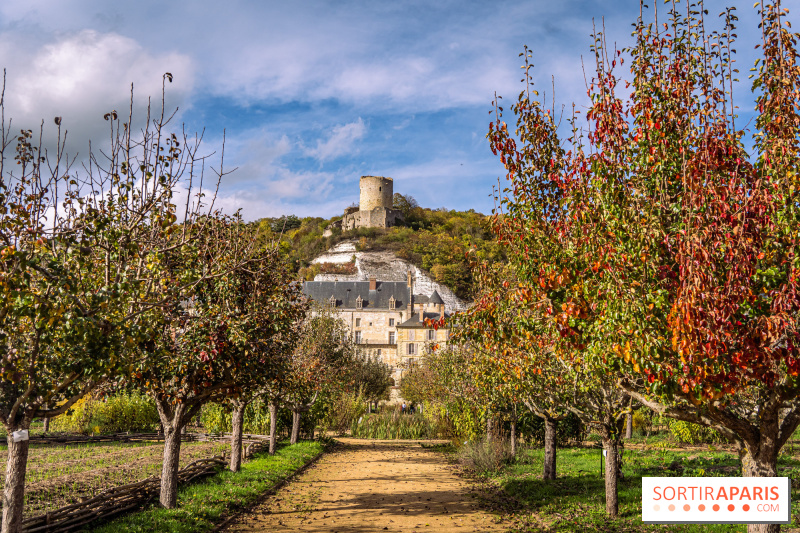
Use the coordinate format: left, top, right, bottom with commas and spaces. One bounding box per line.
419, 307, 424, 323
369, 277, 377, 291
406, 271, 414, 318
439, 303, 445, 317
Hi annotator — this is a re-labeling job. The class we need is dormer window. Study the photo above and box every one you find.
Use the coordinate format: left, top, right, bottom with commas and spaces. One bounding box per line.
355, 295, 363, 309
328, 295, 336, 308
389, 296, 396, 310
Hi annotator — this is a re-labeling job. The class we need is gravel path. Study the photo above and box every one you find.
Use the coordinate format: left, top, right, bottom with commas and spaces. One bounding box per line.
225, 438, 504, 532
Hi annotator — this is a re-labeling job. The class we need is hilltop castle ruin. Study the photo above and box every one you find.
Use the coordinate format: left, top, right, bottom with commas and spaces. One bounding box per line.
341, 176, 404, 230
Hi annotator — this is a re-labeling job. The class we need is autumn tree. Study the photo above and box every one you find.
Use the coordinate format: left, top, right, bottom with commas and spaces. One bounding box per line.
221, 242, 305, 472
284, 307, 355, 444
126, 214, 299, 506
0, 76, 230, 532
451, 259, 574, 476
349, 352, 392, 412
613, 6, 800, 533
489, 1, 800, 529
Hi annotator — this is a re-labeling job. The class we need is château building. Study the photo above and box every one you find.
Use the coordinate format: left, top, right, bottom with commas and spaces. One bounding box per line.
302, 271, 450, 388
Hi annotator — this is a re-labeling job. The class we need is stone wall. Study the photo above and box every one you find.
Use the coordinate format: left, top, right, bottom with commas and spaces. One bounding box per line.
342, 206, 403, 230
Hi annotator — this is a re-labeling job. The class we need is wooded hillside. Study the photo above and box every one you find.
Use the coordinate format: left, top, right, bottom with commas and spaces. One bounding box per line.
254, 194, 504, 301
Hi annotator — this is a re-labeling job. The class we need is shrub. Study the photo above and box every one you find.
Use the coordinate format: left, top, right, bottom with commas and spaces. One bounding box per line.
632, 410, 654, 436
667, 419, 726, 445
200, 398, 273, 435
318, 261, 357, 275
457, 438, 513, 474
319, 390, 368, 436
351, 412, 444, 439
50, 392, 159, 434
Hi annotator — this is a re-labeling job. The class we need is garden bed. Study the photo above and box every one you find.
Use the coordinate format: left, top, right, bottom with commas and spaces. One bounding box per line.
0, 439, 228, 519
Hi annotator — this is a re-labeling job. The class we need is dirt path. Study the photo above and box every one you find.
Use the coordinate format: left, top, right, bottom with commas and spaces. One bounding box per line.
225, 438, 504, 532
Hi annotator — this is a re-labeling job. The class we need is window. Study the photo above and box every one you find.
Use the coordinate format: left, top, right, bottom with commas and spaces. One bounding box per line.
355, 331, 362, 344
389, 318, 395, 327
389, 296, 396, 310
377, 349, 382, 356
328, 295, 336, 308
369, 322, 373, 326
355, 318, 361, 327
407, 343, 416, 355
427, 329, 435, 341
389, 332, 396, 344
355, 296, 363, 309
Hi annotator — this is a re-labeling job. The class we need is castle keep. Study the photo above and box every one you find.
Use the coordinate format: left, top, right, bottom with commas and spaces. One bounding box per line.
342, 176, 403, 230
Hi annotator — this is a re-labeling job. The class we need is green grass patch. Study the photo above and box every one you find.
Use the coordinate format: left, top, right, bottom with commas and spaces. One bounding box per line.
88, 440, 325, 533
489, 445, 800, 532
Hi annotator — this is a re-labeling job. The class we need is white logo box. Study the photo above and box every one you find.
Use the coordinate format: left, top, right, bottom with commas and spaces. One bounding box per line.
642, 477, 791, 524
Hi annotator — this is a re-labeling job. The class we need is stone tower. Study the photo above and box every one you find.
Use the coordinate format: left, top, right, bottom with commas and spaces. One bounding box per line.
340, 175, 403, 230
360, 176, 394, 211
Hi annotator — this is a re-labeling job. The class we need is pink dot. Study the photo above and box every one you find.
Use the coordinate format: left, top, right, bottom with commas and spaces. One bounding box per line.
713, 504, 720, 512
698, 504, 706, 511
728, 504, 735, 512
668, 504, 676, 511
653, 505, 661, 511
683, 504, 691, 511
743, 504, 750, 512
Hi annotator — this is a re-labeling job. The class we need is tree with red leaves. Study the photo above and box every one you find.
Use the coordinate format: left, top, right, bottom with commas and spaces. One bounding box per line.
489, 2, 800, 530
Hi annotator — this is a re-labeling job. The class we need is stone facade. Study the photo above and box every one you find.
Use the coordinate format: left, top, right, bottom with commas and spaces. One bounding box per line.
341, 176, 404, 230
302, 273, 450, 399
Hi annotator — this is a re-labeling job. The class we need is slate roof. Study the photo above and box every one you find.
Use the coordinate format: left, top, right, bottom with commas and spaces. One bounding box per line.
398, 311, 445, 328
410, 291, 445, 306
303, 281, 409, 310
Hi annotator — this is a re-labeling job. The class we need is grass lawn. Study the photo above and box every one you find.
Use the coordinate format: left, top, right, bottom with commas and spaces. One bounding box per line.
482, 441, 800, 532
88, 440, 325, 533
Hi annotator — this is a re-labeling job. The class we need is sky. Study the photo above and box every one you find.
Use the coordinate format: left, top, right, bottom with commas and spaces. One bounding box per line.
0, 1, 792, 221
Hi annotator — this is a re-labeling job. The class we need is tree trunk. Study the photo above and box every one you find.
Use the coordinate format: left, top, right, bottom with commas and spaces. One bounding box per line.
486, 415, 494, 441
602, 438, 620, 518
42, 417, 50, 433
741, 445, 780, 533
543, 417, 557, 480
157, 402, 187, 509
269, 401, 278, 455
625, 412, 633, 439
510, 419, 517, 457
229, 401, 246, 472
291, 409, 301, 445
2, 433, 30, 533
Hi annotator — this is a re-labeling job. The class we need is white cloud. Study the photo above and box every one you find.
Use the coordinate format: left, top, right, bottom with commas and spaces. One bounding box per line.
0, 29, 193, 156
306, 118, 366, 162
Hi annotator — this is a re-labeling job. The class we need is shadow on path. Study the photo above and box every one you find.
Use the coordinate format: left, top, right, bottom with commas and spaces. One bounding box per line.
224, 438, 504, 532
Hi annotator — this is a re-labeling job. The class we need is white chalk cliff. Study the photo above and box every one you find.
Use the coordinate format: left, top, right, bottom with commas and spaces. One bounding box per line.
311, 240, 469, 313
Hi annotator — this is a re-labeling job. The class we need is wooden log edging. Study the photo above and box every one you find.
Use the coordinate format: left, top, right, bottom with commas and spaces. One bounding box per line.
20, 457, 226, 533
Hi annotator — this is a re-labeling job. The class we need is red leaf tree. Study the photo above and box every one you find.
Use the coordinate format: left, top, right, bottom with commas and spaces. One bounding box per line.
490, 2, 800, 530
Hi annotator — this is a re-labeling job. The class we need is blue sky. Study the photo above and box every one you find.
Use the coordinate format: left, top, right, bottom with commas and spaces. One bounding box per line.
0, 1, 791, 221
